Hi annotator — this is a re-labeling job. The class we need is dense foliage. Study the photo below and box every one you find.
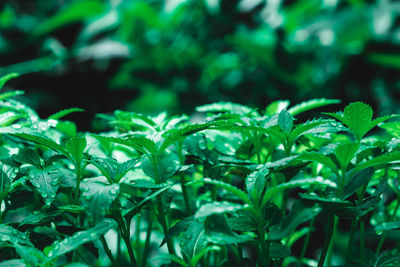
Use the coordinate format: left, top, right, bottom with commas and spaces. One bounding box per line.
1, 0, 400, 129
2, 74, 400, 266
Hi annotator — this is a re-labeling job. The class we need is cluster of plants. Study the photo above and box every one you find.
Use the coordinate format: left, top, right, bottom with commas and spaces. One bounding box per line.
2, 0, 400, 122
2, 72, 400, 267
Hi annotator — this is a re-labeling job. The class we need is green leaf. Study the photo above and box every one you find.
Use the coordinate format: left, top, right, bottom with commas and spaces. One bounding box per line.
0, 72, 18, 90
0, 159, 18, 195
0, 127, 69, 156
375, 249, 400, 267
189, 178, 251, 205
19, 210, 63, 226
13, 148, 42, 168
346, 151, 400, 180
269, 203, 321, 241
0, 90, 24, 101
65, 136, 87, 166
270, 242, 291, 258
46, 219, 116, 260
278, 109, 293, 134
161, 216, 194, 247
375, 221, 400, 232
0, 259, 26, 267
299, 193, 351, 209
28, 165, 62, 205
179, 217, 207, 260
152, 254, 186, 266
195, 202, 249, 219
325, 102, 399, 141
123, 185, 170, 220
32, 0, 104, 37
261, 177, 337, 208
48, 107, 84, 120
196, 102, 256, 116
141, 149, 180, 181
288, 98, 340, 116
0, 225, 33, 246
14, 243, 45, 267
80, 181, 120, 225
89, 155, 137, 183
343, 167, 374, 199
226, 211, 257, 231
299, 152, 339, 177
265, 100, 290, 115
246, 165, 269, 203
204, 214, 252, 245
92, 133, 156, 154
334, 142, 360, 171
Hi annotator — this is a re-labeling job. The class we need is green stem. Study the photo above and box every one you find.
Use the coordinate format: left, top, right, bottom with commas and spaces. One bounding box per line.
318, 213, 335, 267
257, 218, 270, 267
298, 218, 314, 267
117, 213, 138, 267
325, 215, 339, 266
346, 219, 357, 263
178, 141, 191, 214
359, 220, 365, 260
73, 165, 82, 203
141, 208, 154, 267
100, 235, 116, 266
157, 196, 176, 255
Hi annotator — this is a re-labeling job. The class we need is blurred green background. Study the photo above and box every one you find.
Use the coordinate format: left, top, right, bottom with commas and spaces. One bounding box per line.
1, 0, 400, 130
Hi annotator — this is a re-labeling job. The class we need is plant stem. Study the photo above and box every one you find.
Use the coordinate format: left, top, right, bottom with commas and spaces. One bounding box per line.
359, 220, 365, 261
141, 208, 154, 267
346, 219, 357, 263
318, 213, 334, 267
157, 196, 176, 255
117, 213, 138, 267
257, 218, 270, 267
178, 141, 191, 214
298, 218, 314, 267
73, 165, 82, 203
100, 235, 116, 266
325, 215, 338, 266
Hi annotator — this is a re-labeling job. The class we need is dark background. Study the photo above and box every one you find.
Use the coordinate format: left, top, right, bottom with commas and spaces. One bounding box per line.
1, 0, 400, 130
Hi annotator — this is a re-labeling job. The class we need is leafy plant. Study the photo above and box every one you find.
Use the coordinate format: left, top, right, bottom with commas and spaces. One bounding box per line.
1, 74, 400, 266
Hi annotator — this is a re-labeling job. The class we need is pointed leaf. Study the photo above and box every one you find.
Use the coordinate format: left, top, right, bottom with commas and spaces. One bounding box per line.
204, 214, 252, 245
80, 182, 120, 225
0, 225, 33, 246
0, 73, 18, 90
28, 165, 62, 205
0, 90, 24, 101
48, 107, 84, 120
298, 152, 339, 177
334, 142, 360, 171
123, 185, 170, 220
141, 149, 180, 181
65, 136, 87, 166
343, 167, 374, 198
13, 148, 42, 167
269, 203, 321, 240
195, 202, 249, 219
270, 242, 291, 258
196, 102, 256, 116
0, 127, 69, 156
278, 109, 293, 134
189, 178, 251, 205
14, 243, 45, 267
288, 99, 340, 116
261, 177, 337, 208
347, 151, 400, 179
46, 220, 116, 260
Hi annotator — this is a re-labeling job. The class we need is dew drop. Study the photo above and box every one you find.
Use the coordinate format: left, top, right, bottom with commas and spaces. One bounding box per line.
198, 140, 207, 150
